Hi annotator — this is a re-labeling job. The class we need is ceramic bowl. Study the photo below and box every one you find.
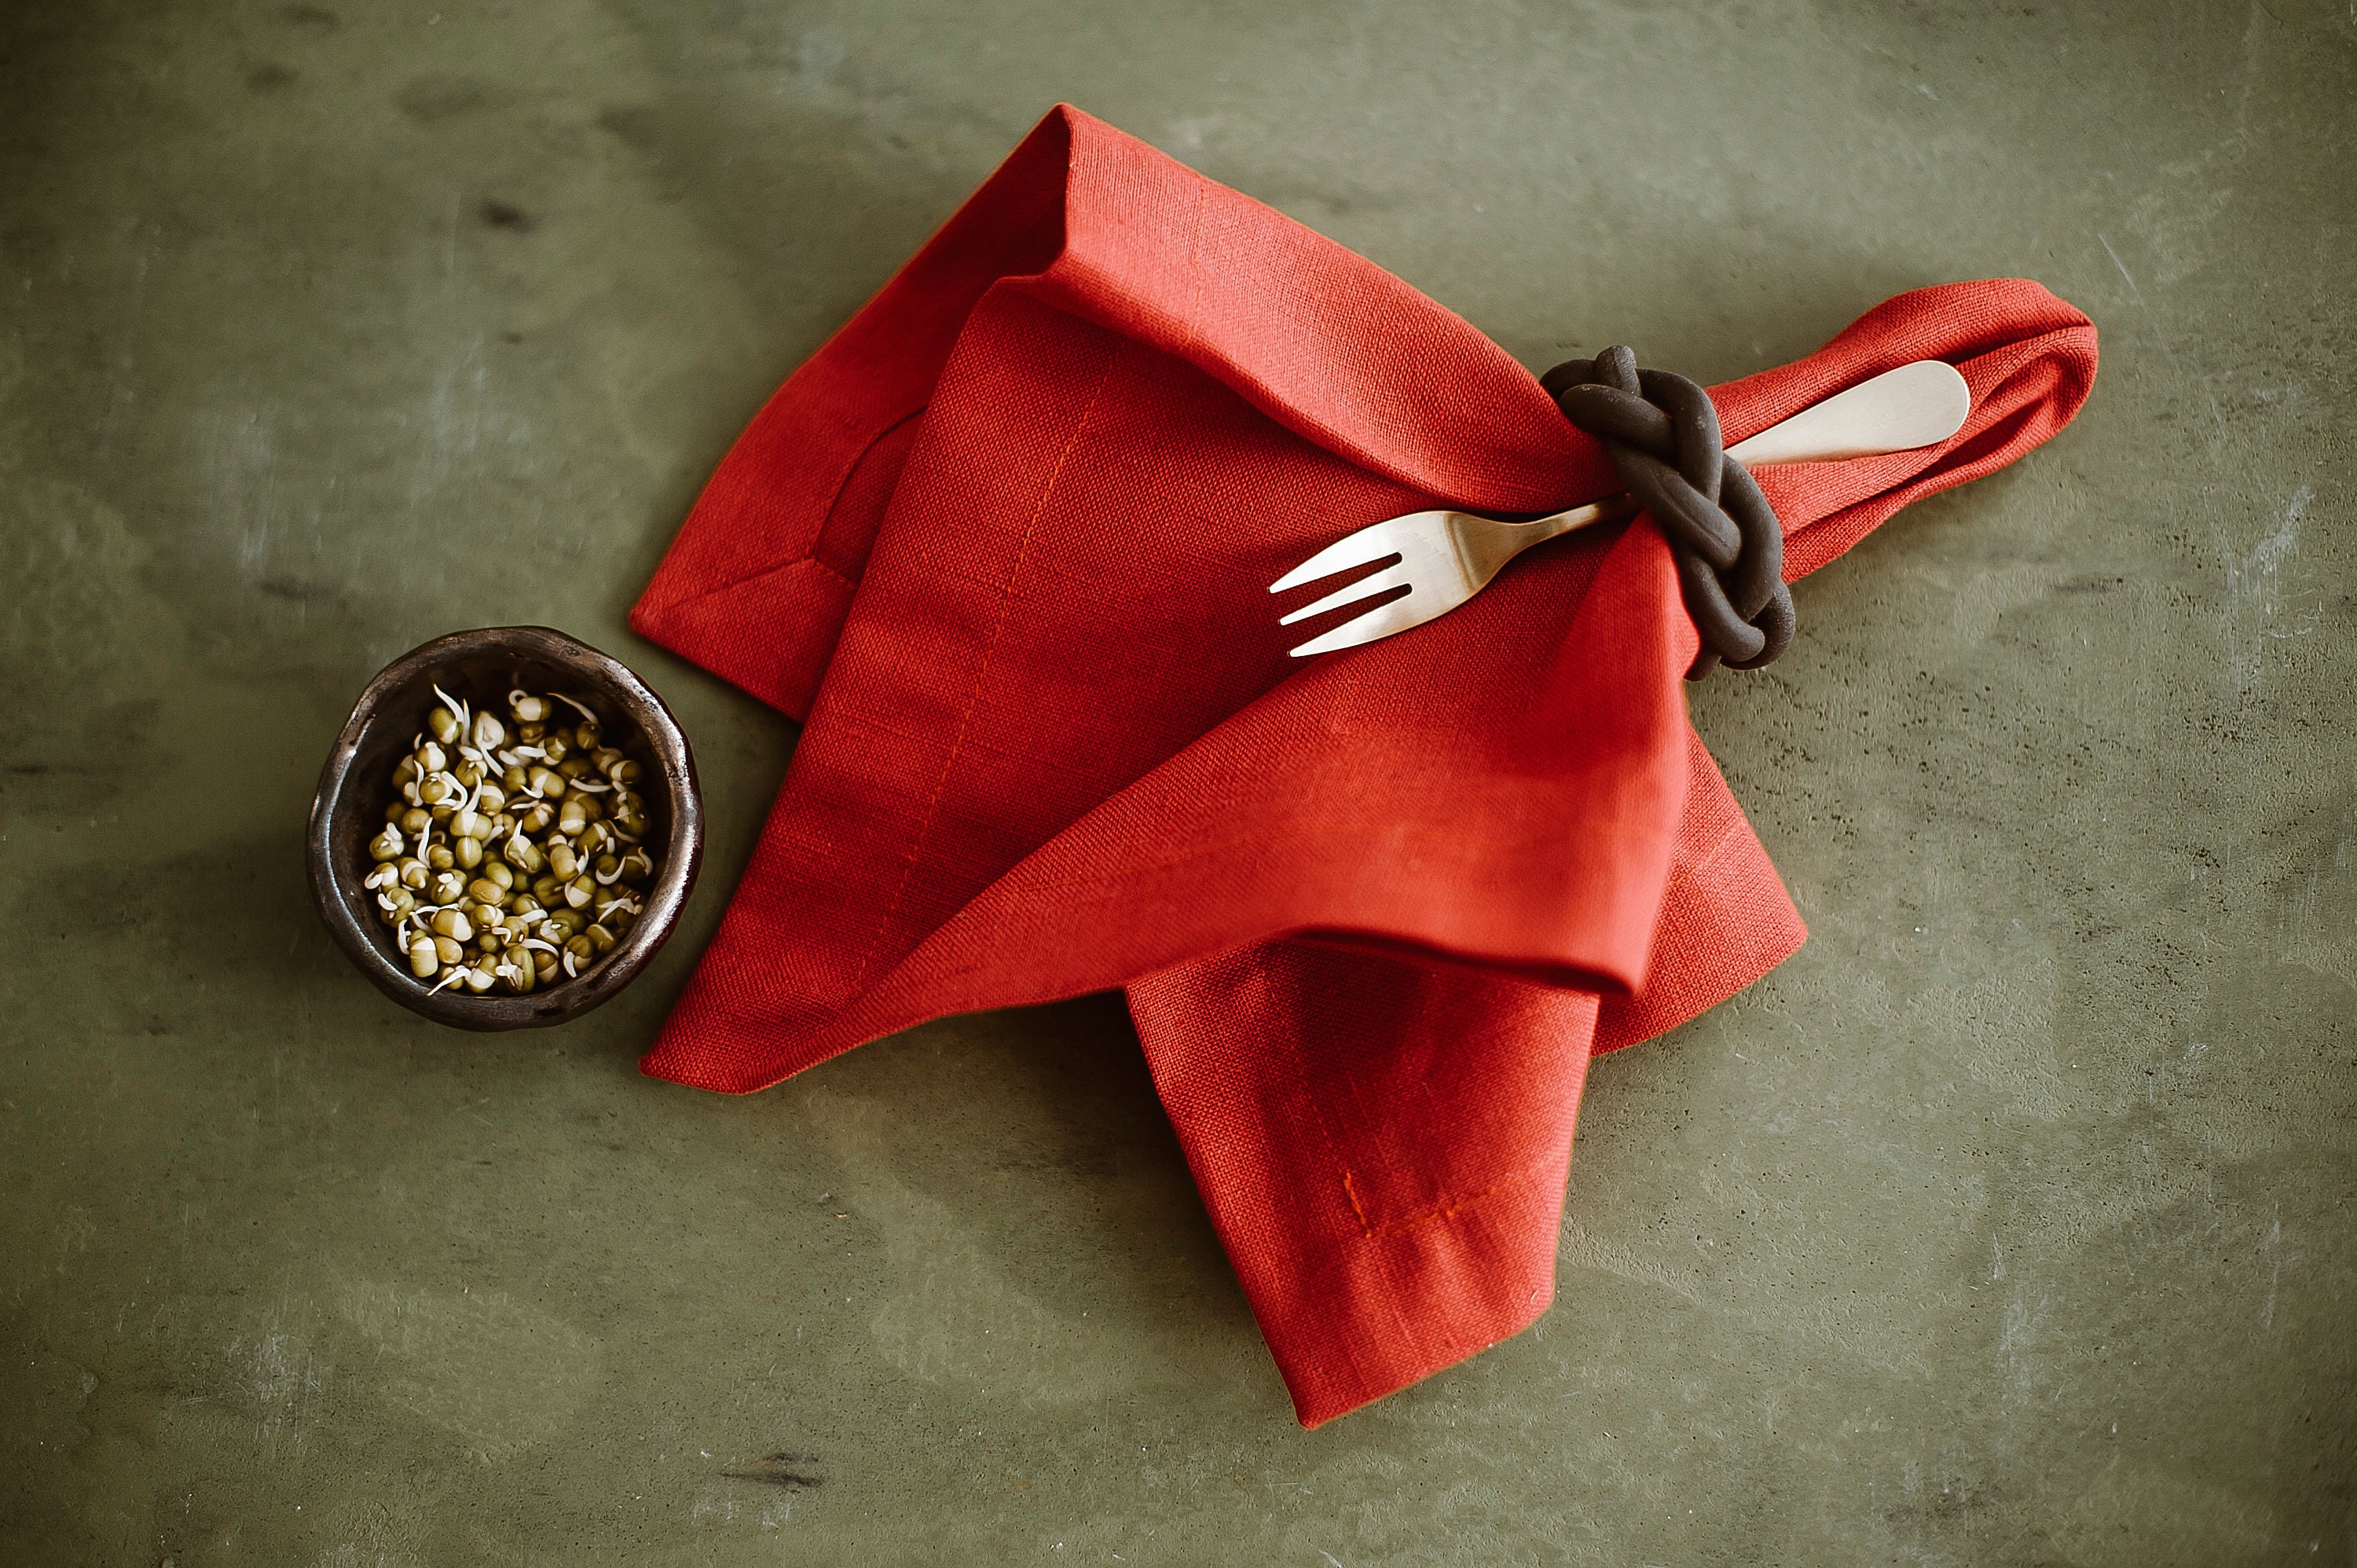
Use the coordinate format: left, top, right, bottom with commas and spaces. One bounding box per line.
307, 625, 702, 1030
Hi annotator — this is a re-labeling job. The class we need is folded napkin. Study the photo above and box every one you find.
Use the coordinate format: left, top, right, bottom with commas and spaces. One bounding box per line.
632, 104, 2098, 1426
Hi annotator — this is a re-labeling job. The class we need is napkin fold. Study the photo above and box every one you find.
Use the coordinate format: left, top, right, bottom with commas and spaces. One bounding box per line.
632, 104, 2097, 1426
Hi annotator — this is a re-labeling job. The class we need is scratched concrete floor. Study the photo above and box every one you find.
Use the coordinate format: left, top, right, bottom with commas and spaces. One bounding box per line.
2, 1, 2352, 1563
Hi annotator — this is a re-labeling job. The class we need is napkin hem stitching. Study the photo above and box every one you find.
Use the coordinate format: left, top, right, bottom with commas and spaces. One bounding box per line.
1342, 1165, 1540, 1240
811, 405, 927, 588
1006, 818, 1668, 891
653, 408, 923, 614
1314, 1058, 1541, 1242
845, 340, 1122, 993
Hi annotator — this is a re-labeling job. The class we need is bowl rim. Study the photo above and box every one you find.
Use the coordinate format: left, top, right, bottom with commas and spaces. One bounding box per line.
306, 625, 703, 1031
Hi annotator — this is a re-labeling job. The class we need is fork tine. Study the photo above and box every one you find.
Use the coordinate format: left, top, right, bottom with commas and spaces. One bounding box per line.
1267, 513, 1442, 594
1276, 559, 1417, 628
1286, 581, 1456, 657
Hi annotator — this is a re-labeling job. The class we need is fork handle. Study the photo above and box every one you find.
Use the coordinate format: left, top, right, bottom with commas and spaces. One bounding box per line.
1516, 491, 1642, 546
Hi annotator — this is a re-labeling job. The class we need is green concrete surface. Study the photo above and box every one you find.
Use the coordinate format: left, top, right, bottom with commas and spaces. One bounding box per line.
2, 1, 2351, 1562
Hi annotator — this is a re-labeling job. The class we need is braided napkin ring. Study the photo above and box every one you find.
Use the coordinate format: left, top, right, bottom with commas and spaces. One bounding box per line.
1541, 347, 1795, 679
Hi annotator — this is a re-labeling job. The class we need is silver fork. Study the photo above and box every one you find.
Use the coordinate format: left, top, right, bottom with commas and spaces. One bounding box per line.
1270, 358, 1972, 656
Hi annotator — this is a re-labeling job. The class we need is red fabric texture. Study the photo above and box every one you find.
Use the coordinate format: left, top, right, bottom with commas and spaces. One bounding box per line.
631, 105, 2098, 1427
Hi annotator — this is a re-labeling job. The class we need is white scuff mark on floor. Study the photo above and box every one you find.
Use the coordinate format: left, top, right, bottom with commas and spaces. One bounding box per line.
2096, 230, 2228, 445
1557, 1218, 1704, 1308
335, 1279, 600, 1462
229, 1291, 321, 1462
1995, 1289, 2048, 1408
2225, 485, 2312, 691
190, 405, 284, 590
2269, 803, 2356, 992
2228, 486, 2306, 606
2260, 1203, 2289, 1333
409, 335, 490, 508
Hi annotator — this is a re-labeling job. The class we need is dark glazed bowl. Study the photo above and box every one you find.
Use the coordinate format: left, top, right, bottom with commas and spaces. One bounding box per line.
307, 626, 702, 1031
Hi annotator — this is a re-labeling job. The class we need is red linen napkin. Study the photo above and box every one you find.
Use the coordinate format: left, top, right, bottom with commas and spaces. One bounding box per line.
632, 105, 2097, 1426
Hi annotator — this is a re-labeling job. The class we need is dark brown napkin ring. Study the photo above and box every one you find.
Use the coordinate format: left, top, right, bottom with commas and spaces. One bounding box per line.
1541, 346, 1794, 679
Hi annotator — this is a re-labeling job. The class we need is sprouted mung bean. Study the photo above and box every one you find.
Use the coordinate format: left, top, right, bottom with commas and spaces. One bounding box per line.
365, 683, 658, 995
